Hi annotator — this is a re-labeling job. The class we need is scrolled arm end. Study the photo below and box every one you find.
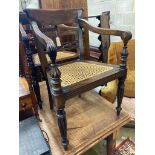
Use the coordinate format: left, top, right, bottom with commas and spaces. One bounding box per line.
121, 31, 132, 45
46, 41, 57, 63
119, 31, 132, 71
30, 21, 58, 64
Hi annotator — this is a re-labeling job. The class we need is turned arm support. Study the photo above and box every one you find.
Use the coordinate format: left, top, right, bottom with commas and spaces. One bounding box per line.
31, 21, 57, 63
78, 19, 132, 45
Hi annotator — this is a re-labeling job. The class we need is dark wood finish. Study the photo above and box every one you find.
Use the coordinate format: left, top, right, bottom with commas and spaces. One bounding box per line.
56, 109, 68, 150
48, 63, 68, 149
38, 0, 42, 8
116, 77, 125, 115
85, 12, 110, 62
39, 0, 90, 59
116, 42, 129, 115
19, 22, 43, 109
19, 42, 39, 119
47, 61, 124, 101
78, 19, 132, 115
55, 11, 111, 62
25, 9, 132, 150
100, 11, 110, 63
19, 11, 79, 109
19, 57, 24, 77
89, 46, 102, 60
25, 9, 83, 26
78, 19, 132, 40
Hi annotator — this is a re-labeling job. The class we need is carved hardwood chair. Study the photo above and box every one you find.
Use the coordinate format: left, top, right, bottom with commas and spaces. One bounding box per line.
19, 11, 79, 108
24, 8, 132, 150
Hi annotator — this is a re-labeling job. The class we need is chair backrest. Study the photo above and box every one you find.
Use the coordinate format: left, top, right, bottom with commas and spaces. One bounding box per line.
24, 9, 83, 51
20, 10, 79, 51
24, 8, 84, 72
25, 8, 83, 26
100, 11, 110, 63
85, 11, 110, 62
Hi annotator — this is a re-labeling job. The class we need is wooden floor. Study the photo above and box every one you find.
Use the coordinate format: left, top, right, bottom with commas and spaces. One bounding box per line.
38, 82, 130, 155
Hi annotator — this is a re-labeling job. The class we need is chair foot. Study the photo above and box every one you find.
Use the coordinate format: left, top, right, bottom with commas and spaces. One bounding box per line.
116, 107, 122, 116
56, 109, 69, 150
62, 139, 69, 151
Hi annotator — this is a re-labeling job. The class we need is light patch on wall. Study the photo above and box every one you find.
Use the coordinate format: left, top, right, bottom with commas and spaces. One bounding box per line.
19, 0, 39, 11
87, 0, 135, 46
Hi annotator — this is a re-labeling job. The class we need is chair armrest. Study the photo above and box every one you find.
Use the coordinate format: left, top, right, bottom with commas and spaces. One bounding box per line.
58, 24, 78, 31
78, 19, 132, 43
78, 19, 132, 72
31, 21, 57, 62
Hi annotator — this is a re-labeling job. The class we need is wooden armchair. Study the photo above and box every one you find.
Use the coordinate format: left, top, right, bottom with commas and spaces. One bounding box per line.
19, 11, 79, 108
25, 8, 132, 150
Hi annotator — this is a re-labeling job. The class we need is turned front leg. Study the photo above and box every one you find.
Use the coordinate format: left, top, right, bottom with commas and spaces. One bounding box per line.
48, 62, 69, 150
116, 33, 131, 115
56, 108, 69, 150
116, 77, 125, 115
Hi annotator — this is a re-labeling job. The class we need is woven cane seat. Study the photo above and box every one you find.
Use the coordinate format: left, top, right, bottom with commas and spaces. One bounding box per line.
32, 51, 78, 66
58, 62, 113, 87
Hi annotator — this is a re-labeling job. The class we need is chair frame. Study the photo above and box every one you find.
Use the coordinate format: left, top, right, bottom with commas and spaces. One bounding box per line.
19, 11, 80, 109
24, 8, 132, 150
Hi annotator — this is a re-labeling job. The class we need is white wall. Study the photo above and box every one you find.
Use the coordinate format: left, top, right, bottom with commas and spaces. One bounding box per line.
19, 0, 39, 11
87, 0, 135, 46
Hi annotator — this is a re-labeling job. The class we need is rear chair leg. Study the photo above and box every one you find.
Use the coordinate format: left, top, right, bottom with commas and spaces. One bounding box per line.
33, 80, 43, 109
45, 78, 53, 110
